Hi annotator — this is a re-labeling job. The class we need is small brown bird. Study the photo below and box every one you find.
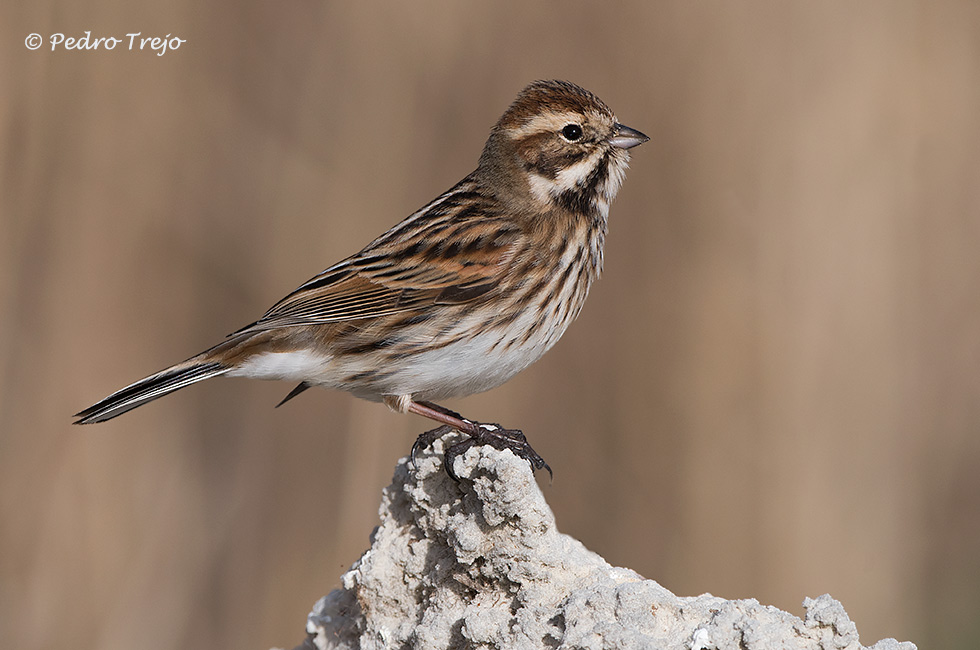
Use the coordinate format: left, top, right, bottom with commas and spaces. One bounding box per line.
74, 80, 648, 477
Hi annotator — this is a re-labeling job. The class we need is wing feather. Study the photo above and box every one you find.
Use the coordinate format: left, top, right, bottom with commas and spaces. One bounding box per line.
243, 185, 522, 331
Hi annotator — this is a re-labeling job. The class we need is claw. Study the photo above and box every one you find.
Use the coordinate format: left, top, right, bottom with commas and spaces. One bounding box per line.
411, 425, 453, 470
411, 422, 551, 481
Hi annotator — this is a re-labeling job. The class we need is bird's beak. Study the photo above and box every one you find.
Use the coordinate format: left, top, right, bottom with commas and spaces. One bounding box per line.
608, 123, 649, 149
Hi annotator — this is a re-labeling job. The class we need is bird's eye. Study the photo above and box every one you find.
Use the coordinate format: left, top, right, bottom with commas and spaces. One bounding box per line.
561, 124, 583, 141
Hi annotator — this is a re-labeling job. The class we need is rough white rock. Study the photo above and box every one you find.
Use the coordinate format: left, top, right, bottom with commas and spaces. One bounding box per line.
291, 433, 916, 650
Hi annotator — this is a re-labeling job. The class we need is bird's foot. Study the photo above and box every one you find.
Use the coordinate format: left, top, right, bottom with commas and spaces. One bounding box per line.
412, 422, 552, 482
411, 425, 455, 469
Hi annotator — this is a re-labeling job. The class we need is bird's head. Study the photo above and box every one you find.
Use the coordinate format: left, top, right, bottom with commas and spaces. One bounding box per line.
479, 80, 648, 215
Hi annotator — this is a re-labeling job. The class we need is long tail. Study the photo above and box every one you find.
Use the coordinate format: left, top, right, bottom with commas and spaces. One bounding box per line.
73, 360, 231, 424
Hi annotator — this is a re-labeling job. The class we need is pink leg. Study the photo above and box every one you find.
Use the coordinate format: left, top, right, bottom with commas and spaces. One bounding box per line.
405, 398, 551, 481
406, 400, 479, 435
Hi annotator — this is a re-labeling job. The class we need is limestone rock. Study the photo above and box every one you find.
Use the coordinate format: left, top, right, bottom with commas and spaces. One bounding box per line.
293, 433, 915, 650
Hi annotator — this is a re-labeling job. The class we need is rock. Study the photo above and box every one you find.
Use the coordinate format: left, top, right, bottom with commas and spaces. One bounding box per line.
293, 432, 916, 650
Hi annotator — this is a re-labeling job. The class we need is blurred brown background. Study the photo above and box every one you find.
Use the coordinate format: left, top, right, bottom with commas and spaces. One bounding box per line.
3, 1, 979, 649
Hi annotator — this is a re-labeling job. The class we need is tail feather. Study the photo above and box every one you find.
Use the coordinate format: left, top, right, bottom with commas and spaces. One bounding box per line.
275, 381, 311, 408
74, 362, 229, 424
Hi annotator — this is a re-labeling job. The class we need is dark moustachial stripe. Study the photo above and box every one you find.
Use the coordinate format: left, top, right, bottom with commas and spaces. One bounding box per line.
554, 151, 611, 215
581, 151, 611, 197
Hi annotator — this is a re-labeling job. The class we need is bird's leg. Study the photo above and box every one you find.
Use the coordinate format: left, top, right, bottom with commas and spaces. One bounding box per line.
405, 399, 479, 434
407, 399, 551, 481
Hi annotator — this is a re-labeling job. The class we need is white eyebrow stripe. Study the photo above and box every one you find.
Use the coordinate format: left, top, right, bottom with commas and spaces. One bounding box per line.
509, 112, 583, 138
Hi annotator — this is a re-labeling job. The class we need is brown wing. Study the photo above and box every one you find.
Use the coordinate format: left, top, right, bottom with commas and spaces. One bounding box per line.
243, 199, 523, 331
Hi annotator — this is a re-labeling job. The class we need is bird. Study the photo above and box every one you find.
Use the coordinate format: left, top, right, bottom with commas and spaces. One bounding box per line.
74, 80, 648, 478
